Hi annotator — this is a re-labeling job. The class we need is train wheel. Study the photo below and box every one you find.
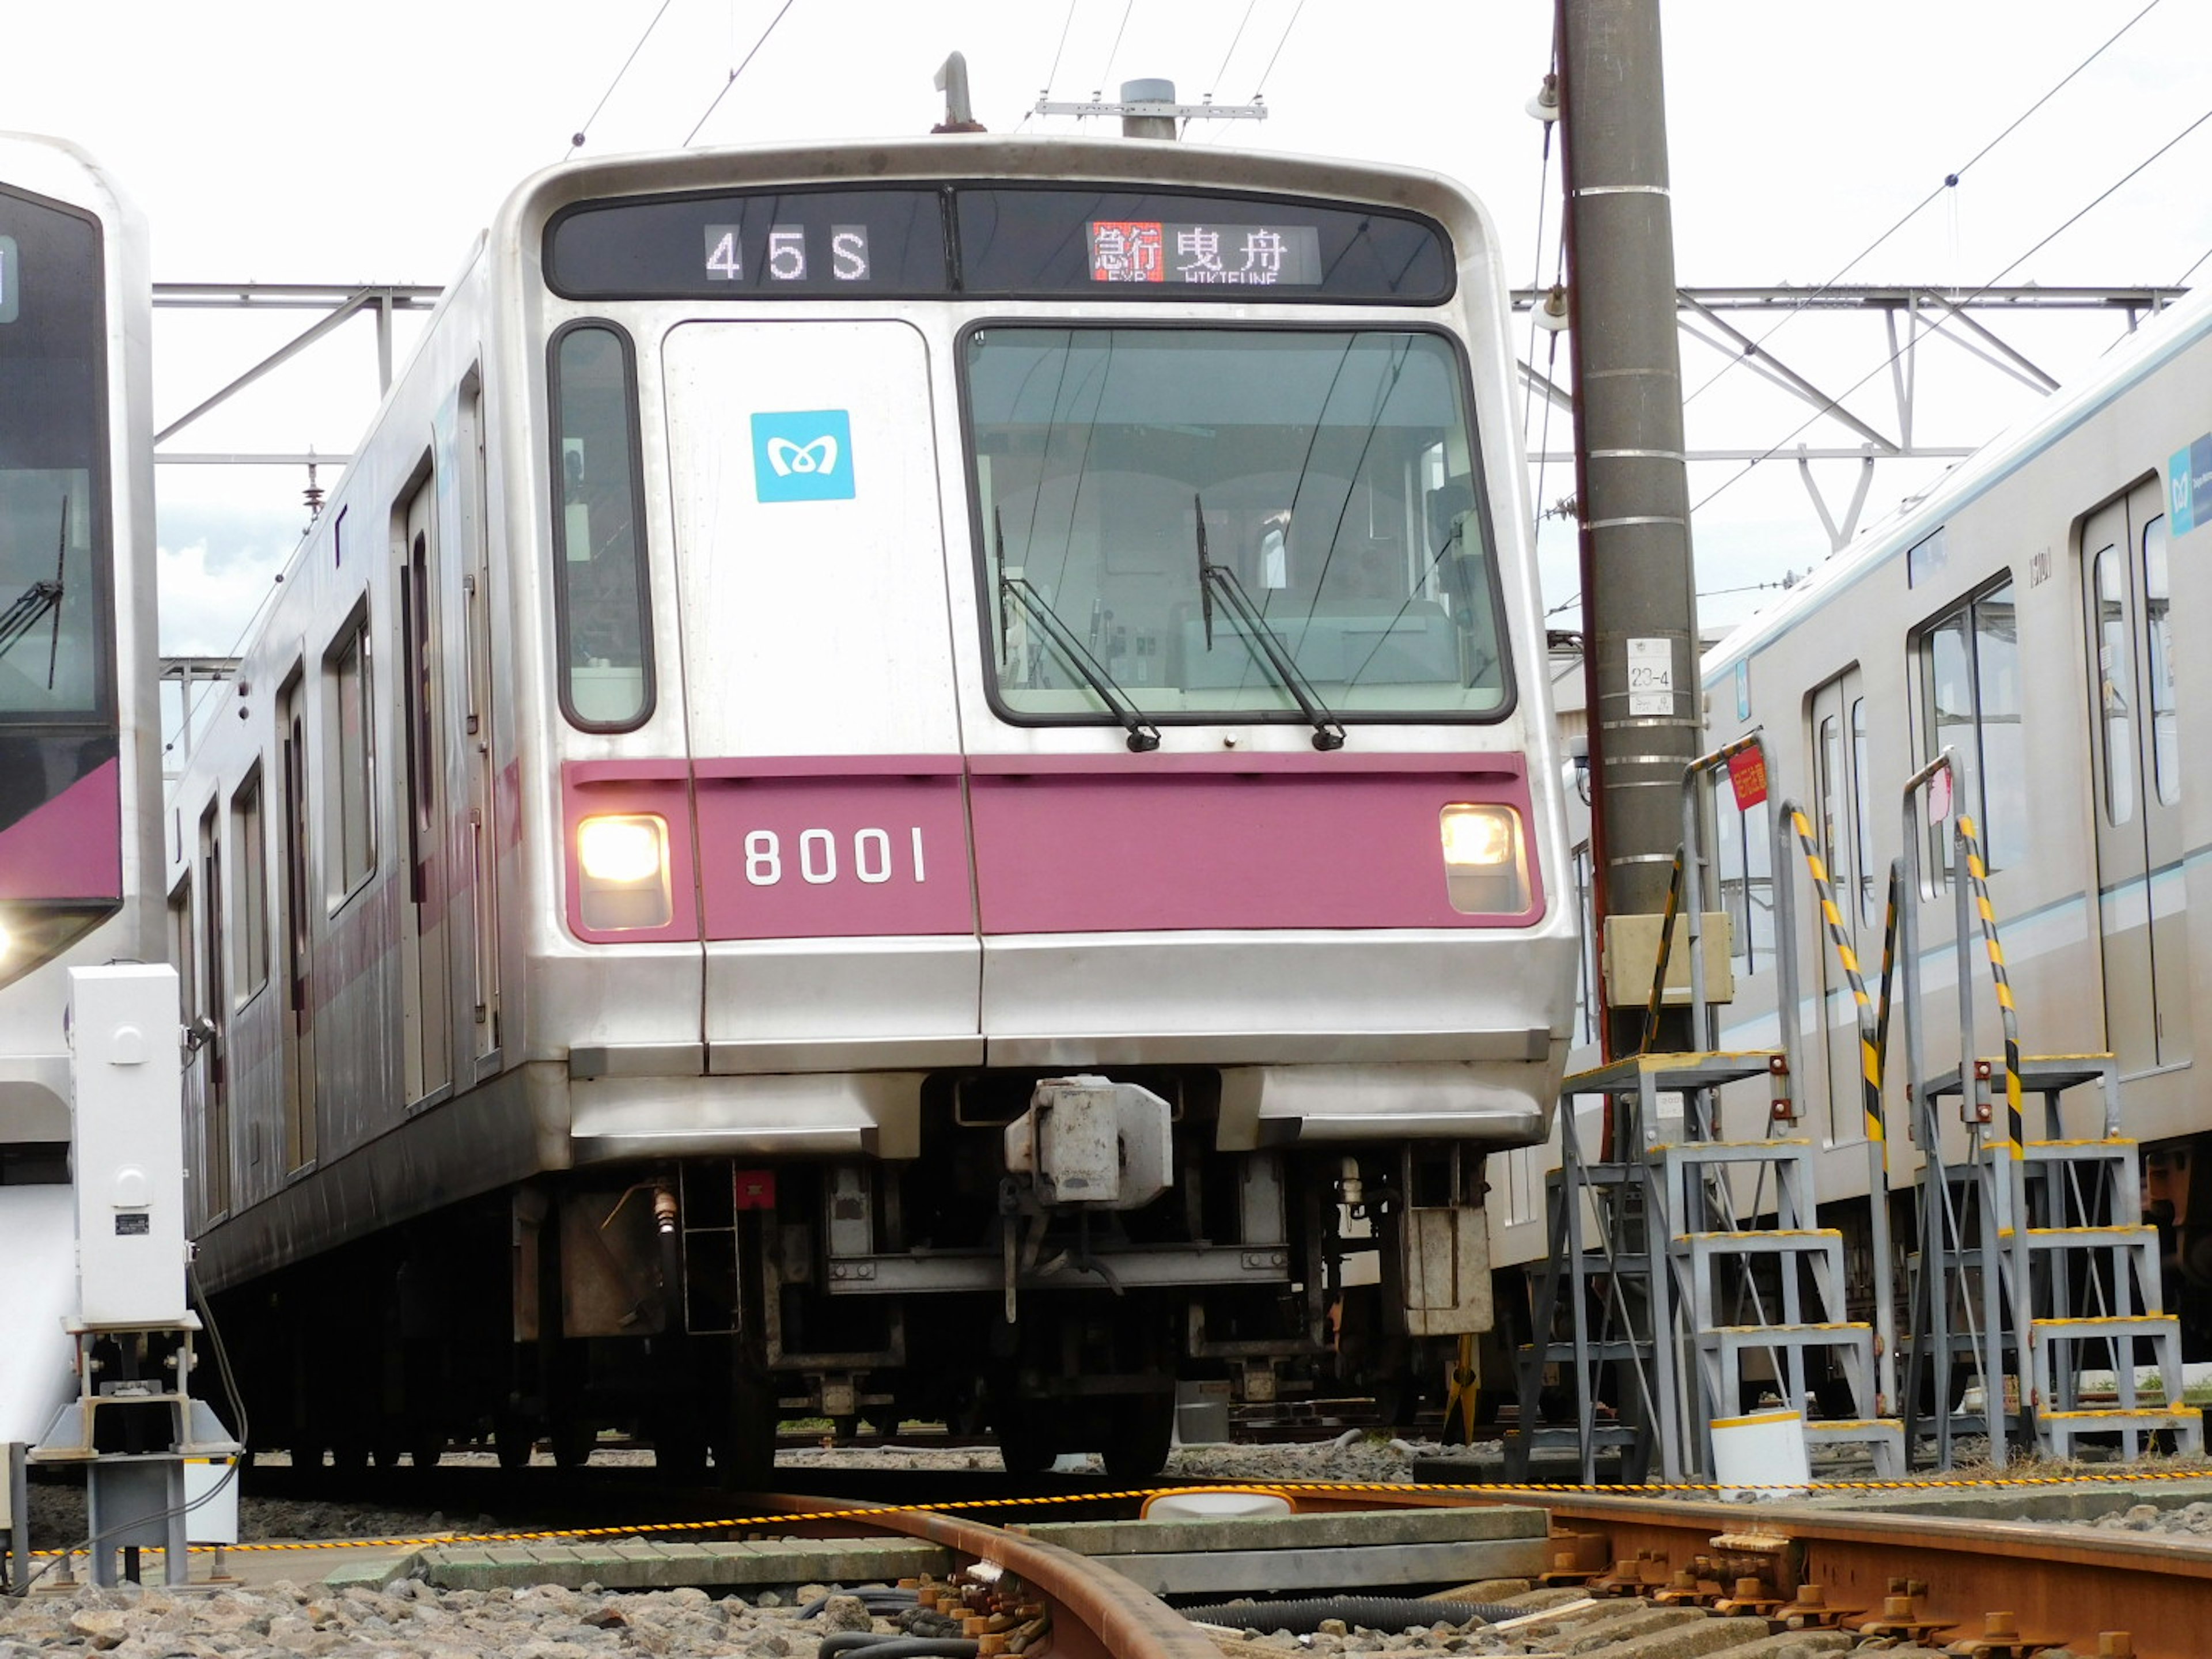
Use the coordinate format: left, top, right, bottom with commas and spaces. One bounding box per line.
493, 1414, 534, 1470
1101, 1397, 1174, 1482
995, 1408, 1055, 1476
552, 1421, 594, 1469
412, 1430, 445, 1469
653, 1416, 710, 1482
713, 1365, 777, 1489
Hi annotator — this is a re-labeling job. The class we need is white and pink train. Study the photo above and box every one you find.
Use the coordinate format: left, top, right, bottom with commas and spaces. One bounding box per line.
162, 135, 1575, 1476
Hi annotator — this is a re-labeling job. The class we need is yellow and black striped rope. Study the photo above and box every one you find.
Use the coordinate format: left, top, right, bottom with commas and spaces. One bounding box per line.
1789, 808, 1884, 1150
43, 1467, 2212, 1560
1956, 815, 2025, 1156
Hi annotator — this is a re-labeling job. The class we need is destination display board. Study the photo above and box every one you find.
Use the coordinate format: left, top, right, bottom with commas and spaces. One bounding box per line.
545, 184, 1452, 304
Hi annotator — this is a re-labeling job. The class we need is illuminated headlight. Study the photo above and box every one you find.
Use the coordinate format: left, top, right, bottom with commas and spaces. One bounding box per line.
0, 903, 117, 993
1440, 804, 1529, 915
577, 815, 672, 931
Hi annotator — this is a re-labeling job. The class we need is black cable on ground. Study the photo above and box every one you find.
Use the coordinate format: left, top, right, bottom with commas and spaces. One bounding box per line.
817, 1637, 978, 1659
794, 1589, 919, 1619
1176, 1596, 1518, 1634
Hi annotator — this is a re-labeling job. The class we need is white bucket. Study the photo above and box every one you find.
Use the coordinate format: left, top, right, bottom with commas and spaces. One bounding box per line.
1709, 1408, 1810, 1499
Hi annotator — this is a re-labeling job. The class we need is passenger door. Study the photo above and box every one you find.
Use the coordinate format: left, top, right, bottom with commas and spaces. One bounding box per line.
278, 671, 317, 1168
1809, 668, 1875, 1146
660, 319, 981, 1069
459, 382, 502, 1061
2082, 482, 2193, 1077
399, 479, 453, 1103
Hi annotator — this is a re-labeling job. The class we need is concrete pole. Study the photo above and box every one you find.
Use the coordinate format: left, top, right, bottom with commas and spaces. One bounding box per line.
1557, 0, 1703, 1058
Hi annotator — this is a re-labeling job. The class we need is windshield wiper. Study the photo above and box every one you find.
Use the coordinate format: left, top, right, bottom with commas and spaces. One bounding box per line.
1194, 493, 1345, 751
0, 494, 68, 690
995, 510, 1161, 752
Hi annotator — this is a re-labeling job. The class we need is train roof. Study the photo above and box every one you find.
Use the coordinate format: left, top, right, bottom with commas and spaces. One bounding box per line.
1701, 279, 2212, 686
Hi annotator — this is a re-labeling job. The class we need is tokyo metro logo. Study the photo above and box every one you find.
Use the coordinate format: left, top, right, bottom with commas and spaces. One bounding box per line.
752, 410, 854, 502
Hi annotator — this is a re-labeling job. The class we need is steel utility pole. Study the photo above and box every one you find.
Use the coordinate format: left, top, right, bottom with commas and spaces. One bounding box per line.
1558, 0, 1702, 1057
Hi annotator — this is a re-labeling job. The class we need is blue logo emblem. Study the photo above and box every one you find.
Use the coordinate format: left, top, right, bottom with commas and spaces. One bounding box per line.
2173, 447, 2196, 537
752, 410, 854, 502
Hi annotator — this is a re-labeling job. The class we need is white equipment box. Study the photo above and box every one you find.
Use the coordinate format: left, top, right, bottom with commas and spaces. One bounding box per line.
69, 966, 187, 1327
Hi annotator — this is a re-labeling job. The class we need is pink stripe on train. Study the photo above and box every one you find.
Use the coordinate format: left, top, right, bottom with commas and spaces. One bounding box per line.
0, 757, 122, 901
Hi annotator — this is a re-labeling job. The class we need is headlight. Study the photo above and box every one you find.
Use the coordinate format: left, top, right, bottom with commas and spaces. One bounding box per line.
1440, 804, 1529, 915
576, 814, 671, 931
0, 903, 118, 993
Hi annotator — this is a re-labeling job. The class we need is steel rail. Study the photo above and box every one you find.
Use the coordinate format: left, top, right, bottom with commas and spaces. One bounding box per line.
1298, 1484, 2209, 1656
1542, 1492, 2211, 1656
762, 1491, 1217, 1659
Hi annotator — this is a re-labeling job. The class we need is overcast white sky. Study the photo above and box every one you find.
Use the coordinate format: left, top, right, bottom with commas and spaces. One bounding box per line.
5, 0, 2209, 659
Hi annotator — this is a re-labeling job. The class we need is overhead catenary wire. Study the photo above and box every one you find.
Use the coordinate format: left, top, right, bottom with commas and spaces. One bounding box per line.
1182, 0, 1262, 136
564, 0, 678, 158
1692, 98, 2212, 517
1016, 0, 1085, 131
1206, 0, 1261, 98
681, 0, 800, 147
1680, 0, 2170, 410
1095, 0, 1137, 98
1252, 0, 1308, 99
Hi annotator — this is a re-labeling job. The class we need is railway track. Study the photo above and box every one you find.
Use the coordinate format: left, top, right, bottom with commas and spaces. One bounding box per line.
30, 1456, 2212, 1655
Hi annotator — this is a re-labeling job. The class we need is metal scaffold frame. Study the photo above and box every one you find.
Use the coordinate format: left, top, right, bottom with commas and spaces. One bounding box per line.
1508, 736, 1903, 1485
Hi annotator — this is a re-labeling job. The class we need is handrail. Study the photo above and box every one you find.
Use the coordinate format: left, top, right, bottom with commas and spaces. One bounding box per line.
1774, 796, 1895, 1414
1953, 812, 2026, 1157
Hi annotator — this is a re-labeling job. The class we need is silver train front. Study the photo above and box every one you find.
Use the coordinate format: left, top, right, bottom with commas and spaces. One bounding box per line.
165, 138, 1575, 1470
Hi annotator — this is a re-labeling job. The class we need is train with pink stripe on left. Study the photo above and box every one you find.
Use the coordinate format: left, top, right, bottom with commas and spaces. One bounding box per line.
161, 131, 1577, 1478
0, 132, 164, 1405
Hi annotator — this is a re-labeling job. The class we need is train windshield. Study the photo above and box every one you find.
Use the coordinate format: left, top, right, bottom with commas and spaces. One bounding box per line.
965, 327, 1508, 725
0, 188, 106, 721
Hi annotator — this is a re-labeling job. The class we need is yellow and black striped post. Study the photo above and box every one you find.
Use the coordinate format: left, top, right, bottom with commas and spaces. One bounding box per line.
1788, 808, 1885, 1152
1955, 815, 2024, 1156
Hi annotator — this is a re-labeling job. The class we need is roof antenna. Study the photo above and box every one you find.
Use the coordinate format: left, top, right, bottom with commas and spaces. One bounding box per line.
933, 52, 987, 133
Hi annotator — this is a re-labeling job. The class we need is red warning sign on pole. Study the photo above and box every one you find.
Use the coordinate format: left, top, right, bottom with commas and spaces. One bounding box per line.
1726, 745, 1769, 810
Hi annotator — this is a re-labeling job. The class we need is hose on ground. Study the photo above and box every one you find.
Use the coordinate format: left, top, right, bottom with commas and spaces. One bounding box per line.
815, 1639, 979, 1659
796, 1589, 921, 1619
1176, 1596, 1519, 1635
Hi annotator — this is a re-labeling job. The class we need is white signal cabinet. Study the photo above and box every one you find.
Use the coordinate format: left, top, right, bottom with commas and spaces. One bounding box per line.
69, 966, 188, 1327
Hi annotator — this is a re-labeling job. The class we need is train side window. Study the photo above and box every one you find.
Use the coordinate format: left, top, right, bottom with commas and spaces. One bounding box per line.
2093, 544, 2135, 826
231, 767, 269, 999
1851, 696, 1877, 929
1713, 783, 1772, 974
1919, 578, 2024, 874
550, 322, 654, 730
1816, 710, 1849, 935
2143, 514, 2179, 806
326, 610, 376, 902
168, 877, 195, 1035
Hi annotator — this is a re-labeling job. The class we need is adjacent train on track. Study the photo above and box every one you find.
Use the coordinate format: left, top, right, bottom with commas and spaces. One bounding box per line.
1492, 281, 2212, 1376
163, 134, 1577, 1474
0, 131, 162, 1444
